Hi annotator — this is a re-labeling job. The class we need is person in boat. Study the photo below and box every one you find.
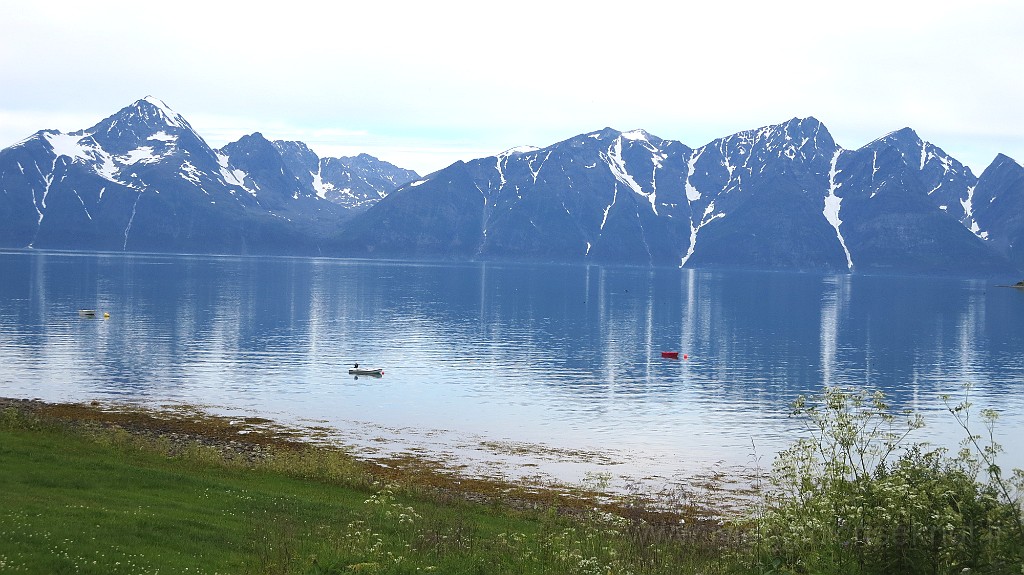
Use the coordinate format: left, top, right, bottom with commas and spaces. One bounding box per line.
354, 363, 359, 369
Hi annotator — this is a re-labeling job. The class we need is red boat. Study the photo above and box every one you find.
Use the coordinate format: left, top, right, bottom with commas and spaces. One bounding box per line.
661, 351, 680, 359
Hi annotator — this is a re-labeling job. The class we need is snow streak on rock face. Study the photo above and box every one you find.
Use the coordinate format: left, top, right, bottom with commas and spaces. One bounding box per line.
824, 149, 853, 269
673, 117, 842, 268
680, 201, 725, 267
270, 140, 419, 210
140, 96, 189, 130
603, 135, 658, 215
866, 128, 984, 237
216, 152, 255, 195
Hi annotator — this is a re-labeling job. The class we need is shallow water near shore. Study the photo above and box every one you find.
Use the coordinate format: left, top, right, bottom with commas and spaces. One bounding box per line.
2, 250, 1023, 491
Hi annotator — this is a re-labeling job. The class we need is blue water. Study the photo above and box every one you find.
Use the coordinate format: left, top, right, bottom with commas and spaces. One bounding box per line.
2, 251, 1022, 488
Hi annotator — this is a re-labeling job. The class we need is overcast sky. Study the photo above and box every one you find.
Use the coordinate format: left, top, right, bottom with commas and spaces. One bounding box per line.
1, 0, 1021, 176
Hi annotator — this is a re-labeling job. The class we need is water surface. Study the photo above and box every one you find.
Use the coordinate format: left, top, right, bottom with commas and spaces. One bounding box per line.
2, 251, 1022, 489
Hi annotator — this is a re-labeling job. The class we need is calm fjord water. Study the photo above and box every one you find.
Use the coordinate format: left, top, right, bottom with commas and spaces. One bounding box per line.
2, 251, 1023, 485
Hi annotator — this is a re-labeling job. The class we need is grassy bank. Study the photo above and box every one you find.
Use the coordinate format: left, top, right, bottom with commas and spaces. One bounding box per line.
0, 400, 742, 574
4, 388, 1022, 574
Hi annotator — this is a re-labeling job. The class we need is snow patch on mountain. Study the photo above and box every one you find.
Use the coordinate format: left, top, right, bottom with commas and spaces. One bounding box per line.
528, 151, 551, 184
824, 150, 853, 269
148, 131, 176, 143
41, 131, 124, 185
499, 145, 540, 157
495, 146, 539, 189
73, 189, 92, 220
216, 152, 254, 195
180, 160, 203, 185
600, 184, 619, 231
120, 146, 159, 165
43, 132, 91, 162
681, 201, 725, 267
621, 129, 649, 142
311, 168, 333, 199
495, 156, 508, 189
142, 96, 188, 130
961, 185, 989, 239
684, 148, 704, 202
604, 137, 657, 215
94, 154, 118, 183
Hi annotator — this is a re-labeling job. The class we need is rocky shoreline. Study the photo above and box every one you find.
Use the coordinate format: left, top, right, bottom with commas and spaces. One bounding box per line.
0, 396, 280, 463
0, 396, 723, 526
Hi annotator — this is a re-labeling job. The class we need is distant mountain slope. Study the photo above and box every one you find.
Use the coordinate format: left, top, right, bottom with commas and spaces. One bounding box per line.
972, 154, 1024, 270
2, 98, 1021, 276
271, 140, 418, 209
331, 118, 1018, 275
0, 97, 418, 254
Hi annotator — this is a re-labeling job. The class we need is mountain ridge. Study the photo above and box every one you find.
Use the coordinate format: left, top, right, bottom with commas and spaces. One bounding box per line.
330, 115, 1021, 275
0, 97, 419, 254
1, 98, 1021, 276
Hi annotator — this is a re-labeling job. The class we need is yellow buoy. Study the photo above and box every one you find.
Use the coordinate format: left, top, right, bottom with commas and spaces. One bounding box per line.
103, 312, 110, 319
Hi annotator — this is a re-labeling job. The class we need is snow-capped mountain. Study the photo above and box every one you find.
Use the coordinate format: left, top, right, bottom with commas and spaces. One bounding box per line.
272, 141, 418, 210
0, 97, 418, 253
971, 154, 1024, 270
332, 118, 1021, 275
2, 98, 1021, 275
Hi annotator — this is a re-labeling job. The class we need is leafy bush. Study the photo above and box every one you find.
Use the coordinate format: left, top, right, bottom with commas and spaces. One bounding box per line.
751, 386, 1024, 575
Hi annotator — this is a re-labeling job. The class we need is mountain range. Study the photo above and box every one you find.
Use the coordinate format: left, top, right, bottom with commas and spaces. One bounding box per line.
0, 96, 416, 255
2, 97, 1022, 276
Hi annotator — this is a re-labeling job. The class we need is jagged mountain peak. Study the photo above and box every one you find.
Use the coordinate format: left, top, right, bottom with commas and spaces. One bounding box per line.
779, 116, 833, 145
863, 126, 959, 161
618, 129, 685, 153
987, 153, 1022, 171
780, 115, 825, 131
891, 126, 918, 139
497, 145, 541, 159
221, 133, 290, 170
138, 96, 189, 129
235, 132, 272, 146
336, 152, 399, 168
868, 126, 923, 150
273, 139, 315, 155
865, 126, 975, 181
80, 96, 210, 162
686, 116, 837, 183
553, 127, 679, 157
704, 116, 834, 151
621, 128, 653, 141
88, 96, 194, 137
586, 127, 623, 141
252, 137, 420, 208
272, 139, 321, 175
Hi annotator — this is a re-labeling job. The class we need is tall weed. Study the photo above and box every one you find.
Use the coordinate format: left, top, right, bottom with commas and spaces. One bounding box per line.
751, 386, 1024, 575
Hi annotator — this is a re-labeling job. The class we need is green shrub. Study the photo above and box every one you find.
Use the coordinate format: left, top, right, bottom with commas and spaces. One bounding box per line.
750, 386, 1024, 575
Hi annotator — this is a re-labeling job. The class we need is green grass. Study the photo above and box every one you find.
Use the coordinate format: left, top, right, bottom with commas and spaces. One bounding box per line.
8, 390, 1022, 575
1, 423, 349, 573
0, 407, 742, 574
5, 388, 1023, 575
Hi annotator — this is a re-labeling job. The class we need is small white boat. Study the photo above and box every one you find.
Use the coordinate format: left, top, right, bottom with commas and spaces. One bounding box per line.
78, 309, 97, 318
348, 367, 384, 377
